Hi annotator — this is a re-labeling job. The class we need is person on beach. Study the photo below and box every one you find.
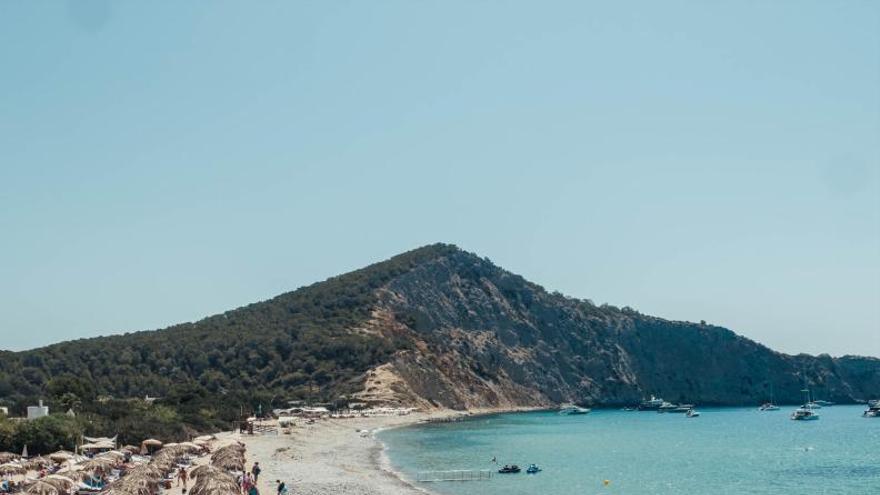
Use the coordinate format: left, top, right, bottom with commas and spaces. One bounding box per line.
240, 473, 252, 495
251, 463, 261, 483
177, 468, 188, 488
275, 480, 287, 495
247, 483, 259, 495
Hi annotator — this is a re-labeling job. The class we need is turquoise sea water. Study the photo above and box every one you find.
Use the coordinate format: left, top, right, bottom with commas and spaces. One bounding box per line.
380, 406, 879, 495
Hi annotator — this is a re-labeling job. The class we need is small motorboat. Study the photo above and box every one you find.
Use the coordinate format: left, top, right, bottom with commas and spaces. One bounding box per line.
526, 464, 542, 474
558, 404, 591, 415
498, 465, 521, 474
812, 400, 834, 407
863, 405, 880, 418
685, 409, 700, 418
759, 403, 780, 411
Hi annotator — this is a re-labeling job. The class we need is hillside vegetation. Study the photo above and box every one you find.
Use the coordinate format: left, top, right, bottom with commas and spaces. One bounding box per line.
1, 243, 878, 452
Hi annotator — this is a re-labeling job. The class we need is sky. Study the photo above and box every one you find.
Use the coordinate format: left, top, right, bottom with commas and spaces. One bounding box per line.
1, 1, 878, 357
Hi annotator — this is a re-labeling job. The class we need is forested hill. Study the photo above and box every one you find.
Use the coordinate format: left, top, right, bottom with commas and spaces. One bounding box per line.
1, 244, 879, 440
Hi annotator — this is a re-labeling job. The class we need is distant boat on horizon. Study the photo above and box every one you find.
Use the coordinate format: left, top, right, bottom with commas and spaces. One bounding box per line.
760, 384, 780, 411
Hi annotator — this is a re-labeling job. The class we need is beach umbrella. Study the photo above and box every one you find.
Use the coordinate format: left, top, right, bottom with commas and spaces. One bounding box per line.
210, 456, 244, 472
189, 472, 239, 495
0, 463, 25, 475
25, 456, 52, 470
98, 451, 126, 460
0, 453, 18, 463
126, 464, 163, 481
24, 480, 60, 495
55, 468, 88, 482
189, 465, 226, 481
120, 445, 140, 453
77, 457, 115, 471
48, 451, 74, 463
140, 439, 162, 447
175, 442, 201, 453
21, 446, 28, 459
193, 435, 215, 443
43, 475, 77, 490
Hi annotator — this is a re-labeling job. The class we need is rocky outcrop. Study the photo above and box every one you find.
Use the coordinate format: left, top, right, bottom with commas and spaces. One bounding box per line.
364, 247, 880, 408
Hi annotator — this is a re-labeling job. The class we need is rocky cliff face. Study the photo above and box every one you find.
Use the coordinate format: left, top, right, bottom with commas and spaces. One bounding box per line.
356, 247, 880, 408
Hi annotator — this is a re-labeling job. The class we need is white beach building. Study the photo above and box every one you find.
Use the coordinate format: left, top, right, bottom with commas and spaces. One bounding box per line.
26, 400, 49, 420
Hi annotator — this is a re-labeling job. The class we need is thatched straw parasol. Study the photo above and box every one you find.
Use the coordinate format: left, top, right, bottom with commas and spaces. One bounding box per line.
210, 457, 243, 472
55, 468, 88, 482
140, 439, 162, 447
98, 451, 126, 460
120, 445, 140, 453
25, 456, 52, 470
189, 471, 239, 495
42, 475, 77, 491
127, 464, 163, 480
0, 463, 25, 475
189, 465, 225, 481
177, 442, 201, 452
77, 457, 115, 471
102, 484, 152, 495
193, 435, 215, 442
24, 480, 60, 495
0, 453, 18, 463
48, 451, 75, 463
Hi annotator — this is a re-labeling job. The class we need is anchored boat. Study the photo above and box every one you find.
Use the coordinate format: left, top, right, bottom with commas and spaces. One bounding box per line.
791, 389, 820, 421
639, 395, 664, 411
558, 404, 591, 415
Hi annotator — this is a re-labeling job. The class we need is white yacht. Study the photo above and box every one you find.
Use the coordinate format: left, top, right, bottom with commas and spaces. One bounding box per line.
759, 403, 780, 411
639, 395, 664, 411
791, 389, 820, 421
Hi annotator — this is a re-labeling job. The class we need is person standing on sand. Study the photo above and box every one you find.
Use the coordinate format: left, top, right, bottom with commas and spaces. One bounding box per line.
240, 472, 251, 495
247, 483, 259, 495
275, 480, 287, 495
177, 468, 188, 489
251, 463, 261, 483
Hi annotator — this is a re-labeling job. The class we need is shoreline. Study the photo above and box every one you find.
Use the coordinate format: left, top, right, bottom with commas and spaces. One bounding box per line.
233, 407, 543, 495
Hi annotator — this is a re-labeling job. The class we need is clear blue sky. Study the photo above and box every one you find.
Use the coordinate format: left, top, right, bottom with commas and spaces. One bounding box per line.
1, 1, 878, 356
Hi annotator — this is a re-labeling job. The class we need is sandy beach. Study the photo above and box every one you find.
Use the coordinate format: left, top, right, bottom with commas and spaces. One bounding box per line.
231, 412, 451, 495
